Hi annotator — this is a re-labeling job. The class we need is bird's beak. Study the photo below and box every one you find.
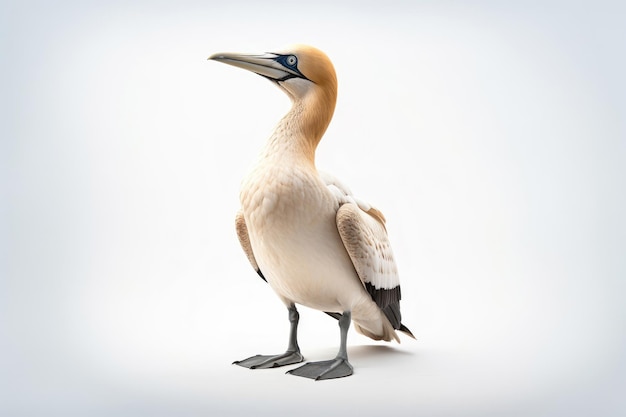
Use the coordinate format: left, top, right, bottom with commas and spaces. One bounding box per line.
208, 52, 304, 82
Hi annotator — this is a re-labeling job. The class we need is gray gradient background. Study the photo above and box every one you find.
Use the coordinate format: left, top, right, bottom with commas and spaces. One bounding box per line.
2, 1, 625, 416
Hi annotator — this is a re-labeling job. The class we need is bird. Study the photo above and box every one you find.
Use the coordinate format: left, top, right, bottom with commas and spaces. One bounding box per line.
208, 44, 414, 380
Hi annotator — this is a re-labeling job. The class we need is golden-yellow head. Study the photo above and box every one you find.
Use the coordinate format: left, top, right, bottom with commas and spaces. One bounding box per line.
208, 44, 337, 103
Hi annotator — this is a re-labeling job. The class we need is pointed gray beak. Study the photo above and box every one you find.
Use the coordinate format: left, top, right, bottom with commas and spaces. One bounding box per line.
208, 52, 306, 82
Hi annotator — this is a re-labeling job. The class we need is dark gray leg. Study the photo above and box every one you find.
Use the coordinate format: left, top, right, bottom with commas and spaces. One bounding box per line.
287, 311, 354, 380
233, 305, 304, 369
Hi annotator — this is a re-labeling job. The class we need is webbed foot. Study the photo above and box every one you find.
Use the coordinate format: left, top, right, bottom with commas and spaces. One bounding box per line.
233, 351, 304, 369
287, 357, 353, 380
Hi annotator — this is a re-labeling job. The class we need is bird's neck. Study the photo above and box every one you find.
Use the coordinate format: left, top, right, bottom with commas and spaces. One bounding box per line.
260, 88, 336, 168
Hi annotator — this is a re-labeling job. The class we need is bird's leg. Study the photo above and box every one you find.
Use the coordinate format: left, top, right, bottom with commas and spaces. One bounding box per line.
287, 311, 354, 380
233, 305, 304, 369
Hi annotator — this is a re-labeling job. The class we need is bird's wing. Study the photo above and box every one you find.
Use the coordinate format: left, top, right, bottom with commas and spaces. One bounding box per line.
320, 171, 386, 222
321, 172, 403, 330
235, 210, 266, 281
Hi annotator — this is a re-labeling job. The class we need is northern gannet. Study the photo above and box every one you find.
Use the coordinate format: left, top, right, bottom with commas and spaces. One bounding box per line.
208, 45, 414, 380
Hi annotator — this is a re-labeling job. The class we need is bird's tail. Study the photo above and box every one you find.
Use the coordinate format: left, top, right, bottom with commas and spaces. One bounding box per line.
325, 311, 415, 342
353, 319, 401, 343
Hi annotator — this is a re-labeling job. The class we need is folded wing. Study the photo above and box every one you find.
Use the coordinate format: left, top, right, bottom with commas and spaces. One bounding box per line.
235, 210, 266, 281
321, 171, 409, 333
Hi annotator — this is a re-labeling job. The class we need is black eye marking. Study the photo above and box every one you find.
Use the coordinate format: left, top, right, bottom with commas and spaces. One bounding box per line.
270, 53, 311, 82
275, 54, 298, 69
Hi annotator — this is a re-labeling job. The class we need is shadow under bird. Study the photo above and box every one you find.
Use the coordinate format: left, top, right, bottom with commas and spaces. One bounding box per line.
208, 44, 414, 380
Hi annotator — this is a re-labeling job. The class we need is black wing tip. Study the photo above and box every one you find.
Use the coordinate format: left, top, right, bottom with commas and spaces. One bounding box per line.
324, 312, 342, 320
256, 269, 267, 282
399, 323, 416, 339
365, 282, 401, 308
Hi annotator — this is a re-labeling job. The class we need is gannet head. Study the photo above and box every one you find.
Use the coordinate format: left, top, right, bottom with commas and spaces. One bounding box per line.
208, 44, 337, 103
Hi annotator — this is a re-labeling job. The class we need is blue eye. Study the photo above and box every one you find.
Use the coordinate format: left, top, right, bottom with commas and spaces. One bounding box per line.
286, 55, 297, 66
277, 54, 298, 68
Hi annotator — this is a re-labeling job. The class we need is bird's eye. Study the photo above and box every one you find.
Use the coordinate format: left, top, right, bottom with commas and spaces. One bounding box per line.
286, 55, 297, 66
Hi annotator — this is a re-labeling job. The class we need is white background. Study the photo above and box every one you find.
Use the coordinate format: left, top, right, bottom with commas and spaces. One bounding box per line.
2, 1, 625, 416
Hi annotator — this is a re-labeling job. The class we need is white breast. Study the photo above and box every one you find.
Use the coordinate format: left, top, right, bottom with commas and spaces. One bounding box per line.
240, 163, 368, 312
